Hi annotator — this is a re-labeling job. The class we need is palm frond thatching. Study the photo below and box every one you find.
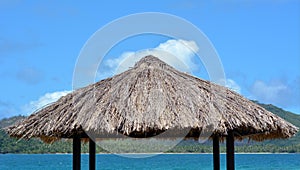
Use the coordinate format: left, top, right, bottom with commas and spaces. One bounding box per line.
5, 56, 298, 143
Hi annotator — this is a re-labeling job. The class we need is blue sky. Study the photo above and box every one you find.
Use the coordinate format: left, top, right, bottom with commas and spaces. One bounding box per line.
0, 0, 299, 119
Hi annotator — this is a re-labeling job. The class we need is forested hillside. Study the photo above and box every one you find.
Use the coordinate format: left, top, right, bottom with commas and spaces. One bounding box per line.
1, 102, 299, 153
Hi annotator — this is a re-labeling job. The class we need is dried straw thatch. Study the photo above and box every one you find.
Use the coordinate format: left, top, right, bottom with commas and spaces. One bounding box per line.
5, 56, 298, 142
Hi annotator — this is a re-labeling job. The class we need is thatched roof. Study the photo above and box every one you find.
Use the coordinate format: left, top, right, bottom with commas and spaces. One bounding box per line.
5, 56, 298, 142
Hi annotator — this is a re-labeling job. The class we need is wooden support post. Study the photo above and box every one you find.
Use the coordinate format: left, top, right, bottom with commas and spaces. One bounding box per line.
89, 138, 96, 170
213, 135, 220, 170
226, 131, 235, 170
73, 135, 81, 170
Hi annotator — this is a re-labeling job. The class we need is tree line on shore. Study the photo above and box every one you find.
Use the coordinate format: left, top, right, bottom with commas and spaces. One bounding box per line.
1, 102, 299, 154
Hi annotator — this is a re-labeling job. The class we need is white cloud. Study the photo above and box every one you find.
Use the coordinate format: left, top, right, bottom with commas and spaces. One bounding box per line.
156, 39, 199, 69
97, 39, 199, 80
250, 80, 292, 107
96, 39, 241, 95
23, 90, 71, 115
225, 79, 241, 94
105, 52, 135, 69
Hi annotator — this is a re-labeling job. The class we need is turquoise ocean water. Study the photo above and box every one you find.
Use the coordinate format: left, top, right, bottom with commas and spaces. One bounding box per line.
0, 153, 299, 170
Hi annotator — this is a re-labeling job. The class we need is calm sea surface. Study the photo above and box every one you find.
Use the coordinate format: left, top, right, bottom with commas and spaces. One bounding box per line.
0, 153, 299, 170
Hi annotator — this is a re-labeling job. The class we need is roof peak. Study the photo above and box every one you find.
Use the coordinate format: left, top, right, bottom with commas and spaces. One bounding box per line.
134, 55, 167, 68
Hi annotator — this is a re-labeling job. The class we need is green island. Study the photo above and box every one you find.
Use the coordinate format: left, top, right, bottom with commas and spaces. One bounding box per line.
1, 101, 300, 154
